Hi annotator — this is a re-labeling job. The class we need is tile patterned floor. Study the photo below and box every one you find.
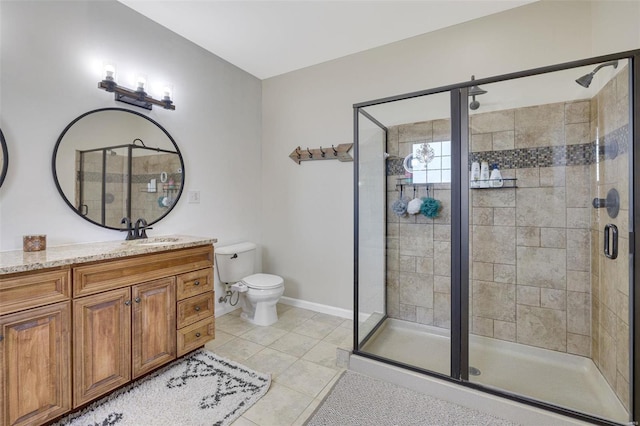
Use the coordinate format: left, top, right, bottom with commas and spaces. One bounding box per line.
205, 304, 352, 426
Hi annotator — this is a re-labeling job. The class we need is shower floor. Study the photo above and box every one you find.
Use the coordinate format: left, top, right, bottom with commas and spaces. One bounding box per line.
361, 318, 628, 423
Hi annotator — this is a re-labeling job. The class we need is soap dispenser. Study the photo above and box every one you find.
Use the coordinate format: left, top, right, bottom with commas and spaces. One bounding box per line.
489, 163, 503, 188
470, 161, 480, 188
480, 161, 490, 188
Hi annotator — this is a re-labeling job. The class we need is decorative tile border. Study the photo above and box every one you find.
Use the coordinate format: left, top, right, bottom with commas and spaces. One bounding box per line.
78, 172, 181, 184
385, 124, 629, 175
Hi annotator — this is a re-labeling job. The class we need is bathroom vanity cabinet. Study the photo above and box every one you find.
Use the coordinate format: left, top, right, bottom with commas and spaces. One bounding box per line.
0, 237, 215, 426
72, 277, 177, 407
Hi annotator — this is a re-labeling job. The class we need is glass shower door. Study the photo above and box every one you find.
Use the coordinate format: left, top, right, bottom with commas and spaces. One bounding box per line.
356, 110, 387, 346
465, 60, 632, 424
356, 92, 453, 377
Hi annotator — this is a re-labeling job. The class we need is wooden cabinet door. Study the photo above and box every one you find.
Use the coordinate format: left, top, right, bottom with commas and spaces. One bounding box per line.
0, 302, 71, 426
73, 287, 131, 407
132, 278, 176, 378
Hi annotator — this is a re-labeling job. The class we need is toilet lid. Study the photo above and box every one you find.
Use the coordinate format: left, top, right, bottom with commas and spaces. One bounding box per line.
242, 273, 283, 289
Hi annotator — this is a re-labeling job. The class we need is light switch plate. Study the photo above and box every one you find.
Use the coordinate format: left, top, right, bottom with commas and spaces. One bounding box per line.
187, 190, 200, 204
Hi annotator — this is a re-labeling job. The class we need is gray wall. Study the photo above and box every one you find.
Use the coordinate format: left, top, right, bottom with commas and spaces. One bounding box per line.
261, 1, 640, 311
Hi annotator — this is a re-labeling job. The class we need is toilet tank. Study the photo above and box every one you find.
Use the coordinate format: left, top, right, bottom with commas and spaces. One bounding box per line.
215, 242, 257, 283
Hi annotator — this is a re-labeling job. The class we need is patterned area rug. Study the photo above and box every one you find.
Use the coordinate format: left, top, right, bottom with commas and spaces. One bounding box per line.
305, 371, 519, 426
58, 350, 270, 426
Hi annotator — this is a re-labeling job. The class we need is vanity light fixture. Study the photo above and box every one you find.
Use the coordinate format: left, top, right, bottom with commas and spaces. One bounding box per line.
98, 64, 175, 111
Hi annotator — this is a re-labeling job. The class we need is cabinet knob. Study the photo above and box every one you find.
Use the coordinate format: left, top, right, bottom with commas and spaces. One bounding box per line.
194, 280, 200, 286
124, 300, 132, 306
135, 297, 141, 303
195, 332, 201, 338
194, 306, 201, 312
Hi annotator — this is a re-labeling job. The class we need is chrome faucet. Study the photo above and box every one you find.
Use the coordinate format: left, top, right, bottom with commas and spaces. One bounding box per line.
121, 217, 136, 240
134, 218, 152, 239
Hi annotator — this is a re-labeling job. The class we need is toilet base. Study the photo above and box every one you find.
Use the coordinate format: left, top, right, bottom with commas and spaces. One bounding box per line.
240, 306, 278, 327
239, 286, 284, 326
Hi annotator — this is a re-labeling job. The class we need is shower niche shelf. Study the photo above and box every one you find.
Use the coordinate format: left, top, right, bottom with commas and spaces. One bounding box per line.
471, 178, 517, 189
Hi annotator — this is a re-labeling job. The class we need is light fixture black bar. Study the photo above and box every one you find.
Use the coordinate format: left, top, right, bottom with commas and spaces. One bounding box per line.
98, 81, 175, 111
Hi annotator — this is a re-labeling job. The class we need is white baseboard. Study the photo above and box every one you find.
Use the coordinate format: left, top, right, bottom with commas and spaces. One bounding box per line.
218, 297, 373, 323
279, 296, 353, 319
215, 304, 241, 317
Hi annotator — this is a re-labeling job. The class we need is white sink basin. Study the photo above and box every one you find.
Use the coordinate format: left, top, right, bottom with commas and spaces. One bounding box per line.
123, 237, 181, 246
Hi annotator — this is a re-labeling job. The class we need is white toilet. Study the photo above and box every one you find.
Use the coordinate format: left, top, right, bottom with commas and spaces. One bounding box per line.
215, 242, 284, 326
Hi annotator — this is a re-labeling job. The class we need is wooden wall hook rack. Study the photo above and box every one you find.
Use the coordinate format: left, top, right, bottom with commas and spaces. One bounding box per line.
289, 143, 353, 164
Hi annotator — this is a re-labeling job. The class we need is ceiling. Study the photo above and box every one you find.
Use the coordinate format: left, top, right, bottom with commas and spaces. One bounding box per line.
117, 0, 536, 80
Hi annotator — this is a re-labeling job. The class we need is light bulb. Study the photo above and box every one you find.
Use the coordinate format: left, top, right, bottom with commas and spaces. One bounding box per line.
136, 75, 147, 91
162, 85, 173, 101
104, 64, 116, 81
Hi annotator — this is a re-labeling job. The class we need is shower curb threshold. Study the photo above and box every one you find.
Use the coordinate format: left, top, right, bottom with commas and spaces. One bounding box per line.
349, 354, 592, 426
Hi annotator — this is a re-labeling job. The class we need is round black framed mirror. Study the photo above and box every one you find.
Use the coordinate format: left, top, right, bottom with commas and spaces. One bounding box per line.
0, 128, 8, 188
52, 108, 184, 230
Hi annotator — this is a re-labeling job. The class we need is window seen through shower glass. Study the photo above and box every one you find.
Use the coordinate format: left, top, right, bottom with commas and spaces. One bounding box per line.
411, 141, 451, 183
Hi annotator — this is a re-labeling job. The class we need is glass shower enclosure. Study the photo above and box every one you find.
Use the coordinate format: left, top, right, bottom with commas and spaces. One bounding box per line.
353, 50, 639, 425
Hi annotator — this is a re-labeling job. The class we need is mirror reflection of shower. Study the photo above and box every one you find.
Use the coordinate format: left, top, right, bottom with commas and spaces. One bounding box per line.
468, 75, 487, 110
575, 60, 618, 87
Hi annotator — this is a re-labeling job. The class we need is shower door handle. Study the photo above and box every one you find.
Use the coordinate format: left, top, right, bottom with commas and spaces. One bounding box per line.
604, 224, 618, 260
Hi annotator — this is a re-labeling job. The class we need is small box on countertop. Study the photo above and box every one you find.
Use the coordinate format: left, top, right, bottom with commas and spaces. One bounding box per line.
23, 235, 46, 252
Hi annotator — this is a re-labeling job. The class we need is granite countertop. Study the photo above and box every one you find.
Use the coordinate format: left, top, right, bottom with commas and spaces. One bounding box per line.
0, 235, 217, 274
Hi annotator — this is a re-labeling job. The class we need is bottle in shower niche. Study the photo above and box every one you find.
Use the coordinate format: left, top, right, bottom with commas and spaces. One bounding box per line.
470, 161, 480, 188
479, 161, 490, 187
490, 163, 503, 188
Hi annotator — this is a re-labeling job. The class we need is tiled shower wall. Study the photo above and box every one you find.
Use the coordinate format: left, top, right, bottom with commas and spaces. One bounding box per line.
385, 67, 630, 408
386, 121, 453, 328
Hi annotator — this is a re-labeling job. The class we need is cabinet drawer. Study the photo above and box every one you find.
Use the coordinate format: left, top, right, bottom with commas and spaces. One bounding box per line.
176, 268, 213, 300
177, 292, 214, 328
0, 268, 70, 315
177, 317, 214, 357
73, 245, 213, 297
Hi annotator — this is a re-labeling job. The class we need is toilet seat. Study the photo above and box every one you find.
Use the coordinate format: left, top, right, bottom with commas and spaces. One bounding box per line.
241, 273, 283, 290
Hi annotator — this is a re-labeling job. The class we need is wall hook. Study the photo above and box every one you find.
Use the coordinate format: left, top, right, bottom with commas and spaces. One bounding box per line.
288, 143, 353, 164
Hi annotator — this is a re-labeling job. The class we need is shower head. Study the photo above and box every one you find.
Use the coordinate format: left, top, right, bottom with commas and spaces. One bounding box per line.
468, 75, 488, 96
468, 75, 487, 110
575, 60, 618, 88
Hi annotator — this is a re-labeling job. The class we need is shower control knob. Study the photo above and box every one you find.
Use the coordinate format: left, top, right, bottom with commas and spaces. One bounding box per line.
591, 188, 619, 219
